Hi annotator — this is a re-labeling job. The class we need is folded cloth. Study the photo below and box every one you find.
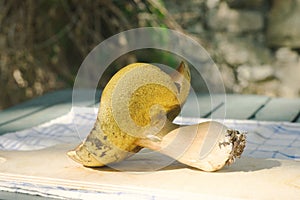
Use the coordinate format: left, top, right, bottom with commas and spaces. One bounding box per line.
0, 107, 299, 160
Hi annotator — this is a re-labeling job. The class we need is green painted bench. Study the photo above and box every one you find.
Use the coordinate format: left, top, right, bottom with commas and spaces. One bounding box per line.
0, 89, 299, 136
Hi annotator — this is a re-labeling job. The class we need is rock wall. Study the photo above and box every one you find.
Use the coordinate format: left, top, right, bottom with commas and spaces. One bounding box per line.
165, 0, 300, 97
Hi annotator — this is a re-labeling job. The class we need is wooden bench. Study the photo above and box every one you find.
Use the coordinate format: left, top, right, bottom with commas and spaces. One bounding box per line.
0, 89, 299, 136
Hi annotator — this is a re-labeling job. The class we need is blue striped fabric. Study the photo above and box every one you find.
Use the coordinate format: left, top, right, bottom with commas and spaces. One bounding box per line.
0, 107, 299, 160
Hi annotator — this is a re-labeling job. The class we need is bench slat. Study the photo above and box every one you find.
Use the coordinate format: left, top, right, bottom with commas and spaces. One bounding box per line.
180, 94, 224, 118
0, 90, 72, 126
254, 98, 300, 122
208, 94, 270, 120
0, 102, 72, 135
0, 90, 299, 135
0, 90, 101, 135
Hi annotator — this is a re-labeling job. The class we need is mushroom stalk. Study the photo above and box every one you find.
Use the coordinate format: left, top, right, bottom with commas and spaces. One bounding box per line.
136, 121, 246, 172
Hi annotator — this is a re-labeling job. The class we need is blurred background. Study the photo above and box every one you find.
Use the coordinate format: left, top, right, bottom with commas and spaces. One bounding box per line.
1, 0, 300, 110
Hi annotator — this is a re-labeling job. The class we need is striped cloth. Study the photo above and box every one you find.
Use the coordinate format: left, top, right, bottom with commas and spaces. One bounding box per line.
0, 107, 300, 199
0, 107, 299, 160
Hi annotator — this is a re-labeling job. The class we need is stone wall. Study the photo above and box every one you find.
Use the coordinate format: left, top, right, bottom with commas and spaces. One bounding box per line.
165, 0, 300, 97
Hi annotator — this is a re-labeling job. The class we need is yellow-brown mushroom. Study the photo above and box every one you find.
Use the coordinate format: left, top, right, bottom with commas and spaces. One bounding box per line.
68, 62, 190, 167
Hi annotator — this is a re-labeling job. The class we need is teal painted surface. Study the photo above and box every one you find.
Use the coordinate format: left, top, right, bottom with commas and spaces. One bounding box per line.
207, 94, 270, 120
254, 98, 300, 122
180, 93, 224, 118
0, 90, 101, 135
0, 102, 72, 135
0, 89, 72, 126
0, 90, 299, 136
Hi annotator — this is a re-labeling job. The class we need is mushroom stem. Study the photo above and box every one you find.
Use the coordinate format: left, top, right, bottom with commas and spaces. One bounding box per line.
135, 121, 246, 172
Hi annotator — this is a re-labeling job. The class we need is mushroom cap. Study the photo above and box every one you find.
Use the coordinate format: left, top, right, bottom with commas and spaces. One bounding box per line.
68, 62, 191, 167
